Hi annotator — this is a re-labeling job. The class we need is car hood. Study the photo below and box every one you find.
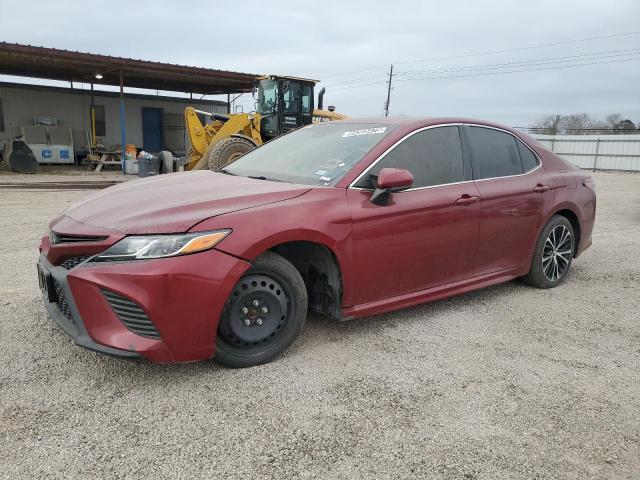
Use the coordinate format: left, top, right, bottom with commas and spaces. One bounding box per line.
57, 171, 310, 234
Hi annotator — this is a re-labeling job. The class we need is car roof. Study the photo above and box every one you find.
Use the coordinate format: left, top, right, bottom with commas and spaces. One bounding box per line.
330, 115, 538, 146
333, 115, 511, 130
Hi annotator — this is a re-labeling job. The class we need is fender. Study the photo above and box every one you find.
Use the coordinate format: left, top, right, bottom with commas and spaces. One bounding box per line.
229, 133, 260, 148
215, 227, 355, 306
527, 201, 583, 267
189, 188, 356, 306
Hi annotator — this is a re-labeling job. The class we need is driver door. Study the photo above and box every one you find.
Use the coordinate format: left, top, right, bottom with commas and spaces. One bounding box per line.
347, 126, 481, 306
279, 80, 302, 133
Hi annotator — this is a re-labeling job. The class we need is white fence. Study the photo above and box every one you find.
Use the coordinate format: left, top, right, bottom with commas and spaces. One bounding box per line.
531, 134, 640, 172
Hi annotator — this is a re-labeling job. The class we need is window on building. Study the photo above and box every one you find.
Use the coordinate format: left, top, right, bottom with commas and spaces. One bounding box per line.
467, 126, 522, 179
0, 98, 5, 133
91, 105, 106, 137
355, 126, 465, 189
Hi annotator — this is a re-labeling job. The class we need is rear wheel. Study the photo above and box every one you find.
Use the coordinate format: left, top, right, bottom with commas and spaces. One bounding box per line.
523, 215, 575, 288
215, 252, 308, 368
206, 137, 255, 171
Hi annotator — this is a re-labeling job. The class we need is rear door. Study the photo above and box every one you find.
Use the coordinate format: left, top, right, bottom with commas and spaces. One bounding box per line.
462, 125, 554, 275
347, 125, 481, 306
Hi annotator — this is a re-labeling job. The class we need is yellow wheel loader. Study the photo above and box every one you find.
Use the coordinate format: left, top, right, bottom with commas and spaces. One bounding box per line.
184, 75, 347, 171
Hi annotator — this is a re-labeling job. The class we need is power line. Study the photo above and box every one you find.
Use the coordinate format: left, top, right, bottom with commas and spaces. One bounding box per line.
318, 30, 640, 80
322, 72, 388, 88
394, 47, 640, 77
394, 56, 640, 82
327, 55, 640, 93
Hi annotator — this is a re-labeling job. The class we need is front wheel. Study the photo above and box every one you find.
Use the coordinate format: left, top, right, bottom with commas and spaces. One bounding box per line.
522, 215, 575, 288
206, 136, 255, 171
215, 252, 308, 368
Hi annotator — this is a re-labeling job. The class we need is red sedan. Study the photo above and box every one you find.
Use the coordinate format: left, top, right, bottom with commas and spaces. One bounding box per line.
38, 117, 596, 367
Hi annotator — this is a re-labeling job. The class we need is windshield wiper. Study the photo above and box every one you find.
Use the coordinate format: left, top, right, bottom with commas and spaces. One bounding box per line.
218, 169, 237, 176
248, 175, 287, 183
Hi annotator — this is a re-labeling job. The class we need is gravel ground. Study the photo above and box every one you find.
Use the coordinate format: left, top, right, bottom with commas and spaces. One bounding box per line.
0, 171, 638, 479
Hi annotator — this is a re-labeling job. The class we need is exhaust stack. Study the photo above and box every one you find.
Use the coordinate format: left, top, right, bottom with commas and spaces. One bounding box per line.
317, 87, 326, 110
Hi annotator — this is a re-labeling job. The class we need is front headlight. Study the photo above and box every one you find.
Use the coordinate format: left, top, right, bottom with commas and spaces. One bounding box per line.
93, 230, 231, 262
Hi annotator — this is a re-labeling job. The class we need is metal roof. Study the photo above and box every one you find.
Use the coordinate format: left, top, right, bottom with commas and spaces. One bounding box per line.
0, 42, 259, 95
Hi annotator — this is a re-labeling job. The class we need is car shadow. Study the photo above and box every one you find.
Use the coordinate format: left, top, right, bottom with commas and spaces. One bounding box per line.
77, 276, 559, 380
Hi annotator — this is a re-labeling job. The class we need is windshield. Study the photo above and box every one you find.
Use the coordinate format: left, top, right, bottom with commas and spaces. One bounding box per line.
223, 123, 396, 186
257, 79, 277, 114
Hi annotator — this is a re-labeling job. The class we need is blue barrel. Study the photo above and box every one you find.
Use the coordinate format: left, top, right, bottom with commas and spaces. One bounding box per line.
138, 157, 159, 177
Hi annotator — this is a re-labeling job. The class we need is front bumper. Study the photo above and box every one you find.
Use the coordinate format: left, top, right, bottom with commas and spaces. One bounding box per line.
38, 248, 251, 363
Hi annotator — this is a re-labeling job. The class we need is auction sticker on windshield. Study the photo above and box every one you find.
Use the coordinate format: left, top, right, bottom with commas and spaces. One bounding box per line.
342, 127, 387, 138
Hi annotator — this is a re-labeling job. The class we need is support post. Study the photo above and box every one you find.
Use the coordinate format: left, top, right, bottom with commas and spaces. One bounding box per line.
90, 82, 96, 146
119, 69, 126, 174
227, 92, 231, 114
593, 138, 601, 172
384, 64, 393, 117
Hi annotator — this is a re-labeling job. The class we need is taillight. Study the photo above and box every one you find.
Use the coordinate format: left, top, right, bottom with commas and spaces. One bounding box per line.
582, 177, 595, 191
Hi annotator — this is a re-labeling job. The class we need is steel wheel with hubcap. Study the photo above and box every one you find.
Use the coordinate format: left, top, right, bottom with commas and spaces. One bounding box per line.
523, 215, 575, 288
215, 252, 308, 368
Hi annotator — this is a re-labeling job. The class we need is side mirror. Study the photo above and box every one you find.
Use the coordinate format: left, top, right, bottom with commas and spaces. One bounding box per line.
370, 168, 414, 205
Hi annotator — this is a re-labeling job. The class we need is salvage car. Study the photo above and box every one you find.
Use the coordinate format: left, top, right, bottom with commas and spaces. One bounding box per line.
37, 117, 596, 367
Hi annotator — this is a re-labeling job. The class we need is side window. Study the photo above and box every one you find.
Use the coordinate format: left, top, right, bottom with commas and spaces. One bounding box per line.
467, 126, 522, 179
283, 82, 301, 113
354, 126, 464, 189
301, 84, 312, 114
516, 139, 540, 173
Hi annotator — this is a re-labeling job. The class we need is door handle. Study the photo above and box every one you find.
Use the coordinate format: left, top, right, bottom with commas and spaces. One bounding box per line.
455, 194, 480, 206
533, 184, 551, 193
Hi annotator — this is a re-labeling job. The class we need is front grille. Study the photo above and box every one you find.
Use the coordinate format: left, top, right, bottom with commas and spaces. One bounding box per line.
102, 290, 161, 340
51, 232, 107, 245
52, 278, 73, 321
60, 255, 92, 270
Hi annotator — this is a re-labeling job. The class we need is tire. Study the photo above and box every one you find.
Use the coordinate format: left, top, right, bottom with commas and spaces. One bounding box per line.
158, 150, 174, 173
215, 252, 308, 368
522, 215, 575, 288
206, 137, 255, 171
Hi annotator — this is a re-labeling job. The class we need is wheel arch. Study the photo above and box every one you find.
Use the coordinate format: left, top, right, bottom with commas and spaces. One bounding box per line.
264, 239, 344, 322
542, 204, 582, 257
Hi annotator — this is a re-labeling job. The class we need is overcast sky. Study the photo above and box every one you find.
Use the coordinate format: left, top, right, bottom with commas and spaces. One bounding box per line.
1, 0, 639, 126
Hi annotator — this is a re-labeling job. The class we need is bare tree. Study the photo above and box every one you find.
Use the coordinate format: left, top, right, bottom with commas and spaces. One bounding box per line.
533, 115, 562, 135
560, 113, 599, 133
604, 113, 623, 129
532, 113, 638, 134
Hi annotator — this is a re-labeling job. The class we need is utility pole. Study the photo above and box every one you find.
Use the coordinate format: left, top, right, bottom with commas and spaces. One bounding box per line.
384, 64, 393, 117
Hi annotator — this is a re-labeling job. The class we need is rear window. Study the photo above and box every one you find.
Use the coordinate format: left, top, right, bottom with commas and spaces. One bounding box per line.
467, 126, 522, 179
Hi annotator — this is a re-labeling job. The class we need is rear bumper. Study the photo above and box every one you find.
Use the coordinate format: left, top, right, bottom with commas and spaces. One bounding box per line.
38, 249, 251, 363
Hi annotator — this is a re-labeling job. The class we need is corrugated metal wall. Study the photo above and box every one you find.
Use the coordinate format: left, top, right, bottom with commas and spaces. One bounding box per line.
0, 83, 228, 155
532, 134, 640, 171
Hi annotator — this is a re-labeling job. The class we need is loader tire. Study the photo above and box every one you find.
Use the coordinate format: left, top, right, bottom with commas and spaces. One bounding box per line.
207, 137, 255, 171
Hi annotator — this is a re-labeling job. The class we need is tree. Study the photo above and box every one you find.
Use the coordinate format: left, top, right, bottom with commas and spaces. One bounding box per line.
559, 113, 600, 133
615, 119, 636, 132
604, 113, 623, 129
533, 115, 562, 135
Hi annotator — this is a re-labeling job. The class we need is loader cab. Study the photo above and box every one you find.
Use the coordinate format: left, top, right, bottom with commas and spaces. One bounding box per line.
256, 75, 317, 140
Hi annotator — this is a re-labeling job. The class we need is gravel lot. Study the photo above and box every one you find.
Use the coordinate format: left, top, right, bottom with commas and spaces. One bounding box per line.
1, 171, 638, 479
